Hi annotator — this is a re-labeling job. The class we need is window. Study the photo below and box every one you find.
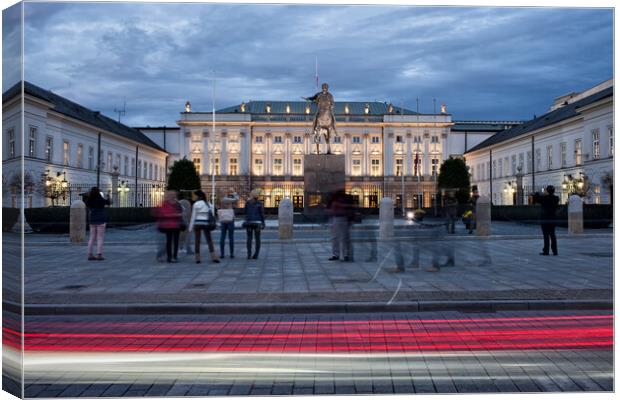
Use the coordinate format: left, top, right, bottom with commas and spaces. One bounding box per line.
594, 184, 601, 204
535, 149, 541, 172
503, 157, 508, 177
511, 155, 517, 176
546, 145, 553, 170
255, 136, 263, 143
254, 159, 264, 175
64, 141, 71, 166
609, 127, 614, 157
76, 144, 83, 168
371, 136, 380, 144
575, 139, 582, 165
149, 163, 153, 180
370, 159, 380, 176
526, 151, 532, 173
154, 164, 158, 181
492, 160, 497, 178
124, 156, 129, 176
431, 157, 440, 176
352, 136, 361, 144
333, 136, 341, 144
293, 136, 302, 144
143, 161, 148, 178
137, 160, 142, 178
413, 135, 422, 144
116, 154, 121, 172
498, 159, 503, 177
131, 158, 135, 176
7, 128, 15, 158
471, 165, 476, 181
192, 158, 201, 174
274, 136, 282, 144
592, 129, 600, 160
352, 159, 362, 176
560, 143, 567, 168
395, 159, 403, 176
107, 152, 113, 172
88, 146, 94, 169
28, 127, 37, 157
229, 158, 238, 176
413, 154, 422, 176
46, 137, 54, 162
431, 136, 439, 143
211, 158, 220, 175
486, 162, 490, 179
293, 158, 302, 175
396, 135, 403, 143
273, 158, 283, 175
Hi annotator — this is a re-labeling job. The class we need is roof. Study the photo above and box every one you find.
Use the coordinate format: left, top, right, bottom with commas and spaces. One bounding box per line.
452, 120, 524, 132
215, 100, 420, 118
3, 81, 166, 152
465, 86, 613, 154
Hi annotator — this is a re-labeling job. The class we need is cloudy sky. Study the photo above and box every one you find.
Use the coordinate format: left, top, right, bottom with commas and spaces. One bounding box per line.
2, 1, 614, 126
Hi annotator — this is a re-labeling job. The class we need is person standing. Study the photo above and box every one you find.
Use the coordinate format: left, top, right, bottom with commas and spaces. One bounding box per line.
86, 186, 111, 261
189, 190, 220, 264
468, 188, 480, 234
244, 189, 265, 259
327, 189, 353, 261
533, 185, 560, 256
444, 190, 458, 234
157, 190, 183, 263
178, 198, 194, 256
218, 188, 239, 258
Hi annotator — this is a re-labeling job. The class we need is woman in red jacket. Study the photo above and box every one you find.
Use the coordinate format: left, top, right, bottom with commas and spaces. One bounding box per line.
156, 190, 183, 263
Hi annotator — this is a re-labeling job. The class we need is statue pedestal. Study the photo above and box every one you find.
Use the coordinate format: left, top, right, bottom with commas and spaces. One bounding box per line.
304, 154, 345, 222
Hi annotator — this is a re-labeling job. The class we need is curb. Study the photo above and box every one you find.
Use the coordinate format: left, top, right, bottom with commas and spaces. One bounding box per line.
6, 299, 612, 316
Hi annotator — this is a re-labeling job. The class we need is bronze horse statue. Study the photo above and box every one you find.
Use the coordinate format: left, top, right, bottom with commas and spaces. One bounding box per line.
304, 83, 338, 154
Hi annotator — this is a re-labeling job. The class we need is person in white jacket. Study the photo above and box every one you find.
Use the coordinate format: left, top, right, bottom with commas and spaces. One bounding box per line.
218, 188, 239, 258
189, 190, 220, 264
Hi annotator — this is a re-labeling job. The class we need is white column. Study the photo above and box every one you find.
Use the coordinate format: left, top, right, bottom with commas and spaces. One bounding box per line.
423, 138, 430, 177
240, 131, 249, 175
184, 129, 191, 160
363, 133, 369, 176
384, 132, 393, 176
265, 132, 272, 175
221, 131, 228, 175
406, 133, 412, 176
304, 132, 311, 154
344, 133, 351, 175
441, 129, 449, 161
284, 132, 291, 175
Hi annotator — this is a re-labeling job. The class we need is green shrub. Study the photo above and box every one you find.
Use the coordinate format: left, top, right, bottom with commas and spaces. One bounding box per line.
2, 208, 20, 231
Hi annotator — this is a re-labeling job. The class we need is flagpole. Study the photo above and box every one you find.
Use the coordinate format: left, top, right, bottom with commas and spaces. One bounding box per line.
315, 56, 319, 90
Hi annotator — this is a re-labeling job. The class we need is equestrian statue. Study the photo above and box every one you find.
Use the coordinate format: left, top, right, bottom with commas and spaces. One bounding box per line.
303, 83, 338, 154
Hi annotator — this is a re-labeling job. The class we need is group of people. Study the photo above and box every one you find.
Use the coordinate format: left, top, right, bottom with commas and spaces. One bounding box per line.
155, 188, 265, 263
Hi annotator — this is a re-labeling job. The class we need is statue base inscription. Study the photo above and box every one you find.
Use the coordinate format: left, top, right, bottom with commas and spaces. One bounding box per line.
304, 154, 345, 222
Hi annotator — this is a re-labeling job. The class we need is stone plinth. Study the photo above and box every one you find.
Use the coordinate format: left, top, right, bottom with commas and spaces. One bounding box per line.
476, 195, 491, 236
303, 154, 345, 221
379, 197, 394, 239
70, 200, 86, 243
278, 198, 294, 240
568, 195, 584, 234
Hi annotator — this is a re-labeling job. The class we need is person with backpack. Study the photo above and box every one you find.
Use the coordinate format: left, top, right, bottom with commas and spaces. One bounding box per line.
189, 189, 220, 264
86, 186, 111, 261
218, 188, 239, 258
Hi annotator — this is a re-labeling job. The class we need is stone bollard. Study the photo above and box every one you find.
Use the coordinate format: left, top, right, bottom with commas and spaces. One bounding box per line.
379, 197, 394, 240
568, 195, 584, 234
476, 195, 491, 236
278, 198, 294, 240
70, 200, 86, 243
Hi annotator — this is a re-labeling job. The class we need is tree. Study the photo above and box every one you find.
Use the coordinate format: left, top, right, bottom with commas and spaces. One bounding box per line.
437, 157, 471, 204
167, 158, 201, 193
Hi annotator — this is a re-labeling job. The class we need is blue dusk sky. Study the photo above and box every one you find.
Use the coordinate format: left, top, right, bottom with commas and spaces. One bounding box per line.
2, 2, 614, 126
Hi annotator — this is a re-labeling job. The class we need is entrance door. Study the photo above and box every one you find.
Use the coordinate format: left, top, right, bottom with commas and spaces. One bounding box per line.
292, 195, 303, 209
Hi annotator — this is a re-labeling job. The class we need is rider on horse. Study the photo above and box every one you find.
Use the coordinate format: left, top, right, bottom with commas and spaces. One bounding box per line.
304, 83, 338, 154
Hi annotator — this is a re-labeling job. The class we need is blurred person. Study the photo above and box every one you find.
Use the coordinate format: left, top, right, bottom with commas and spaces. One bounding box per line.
244, 189, 265, 259
218, 188, 239, 258
533, 185, 560, 256
156, 190, 183, 263
327, 188, 353, 261
189, 190, 219, 264
444, 189, 458, 234
468, 188, 480, 234
86, 186, 111, 261
178, 198, 194, 256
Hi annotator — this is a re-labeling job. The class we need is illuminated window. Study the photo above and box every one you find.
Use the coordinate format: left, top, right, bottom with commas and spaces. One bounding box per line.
352, 159, 362, 176
370, 159, 380, 176
560, 143, 567, 168
575, 139, 582, 165
594, 184, 601, 204
64, 141, 71, 166
229, 158, 238, 176
46, 136, 54, 162
154, 163, 158, 180
273, 158, 283, 175
293, 158, 302, 175
333, 136, 341, 144
76, 144, 83, 168
431, 136, 439, 143
192, 158, 201, 174
28, 127, 37, 157
592, 129, 600, 160
254, 159, 264, 175
413, 135, 422, 144
211, 158, 220, 175
431, 158, 440, 175
7, 128, 15, 158
107, 151, 113, 172
395, 159, 403, 176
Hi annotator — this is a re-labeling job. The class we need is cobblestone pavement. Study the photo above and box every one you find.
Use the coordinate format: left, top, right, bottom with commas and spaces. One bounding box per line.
11, 309, 612, 396
5, 224, 612, 305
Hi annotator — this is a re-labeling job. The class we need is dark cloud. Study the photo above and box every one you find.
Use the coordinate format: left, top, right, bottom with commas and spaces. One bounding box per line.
15, 3, 613, 126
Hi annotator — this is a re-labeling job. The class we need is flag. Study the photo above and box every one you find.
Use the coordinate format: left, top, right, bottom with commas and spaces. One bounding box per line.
414, 152, 419, 176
